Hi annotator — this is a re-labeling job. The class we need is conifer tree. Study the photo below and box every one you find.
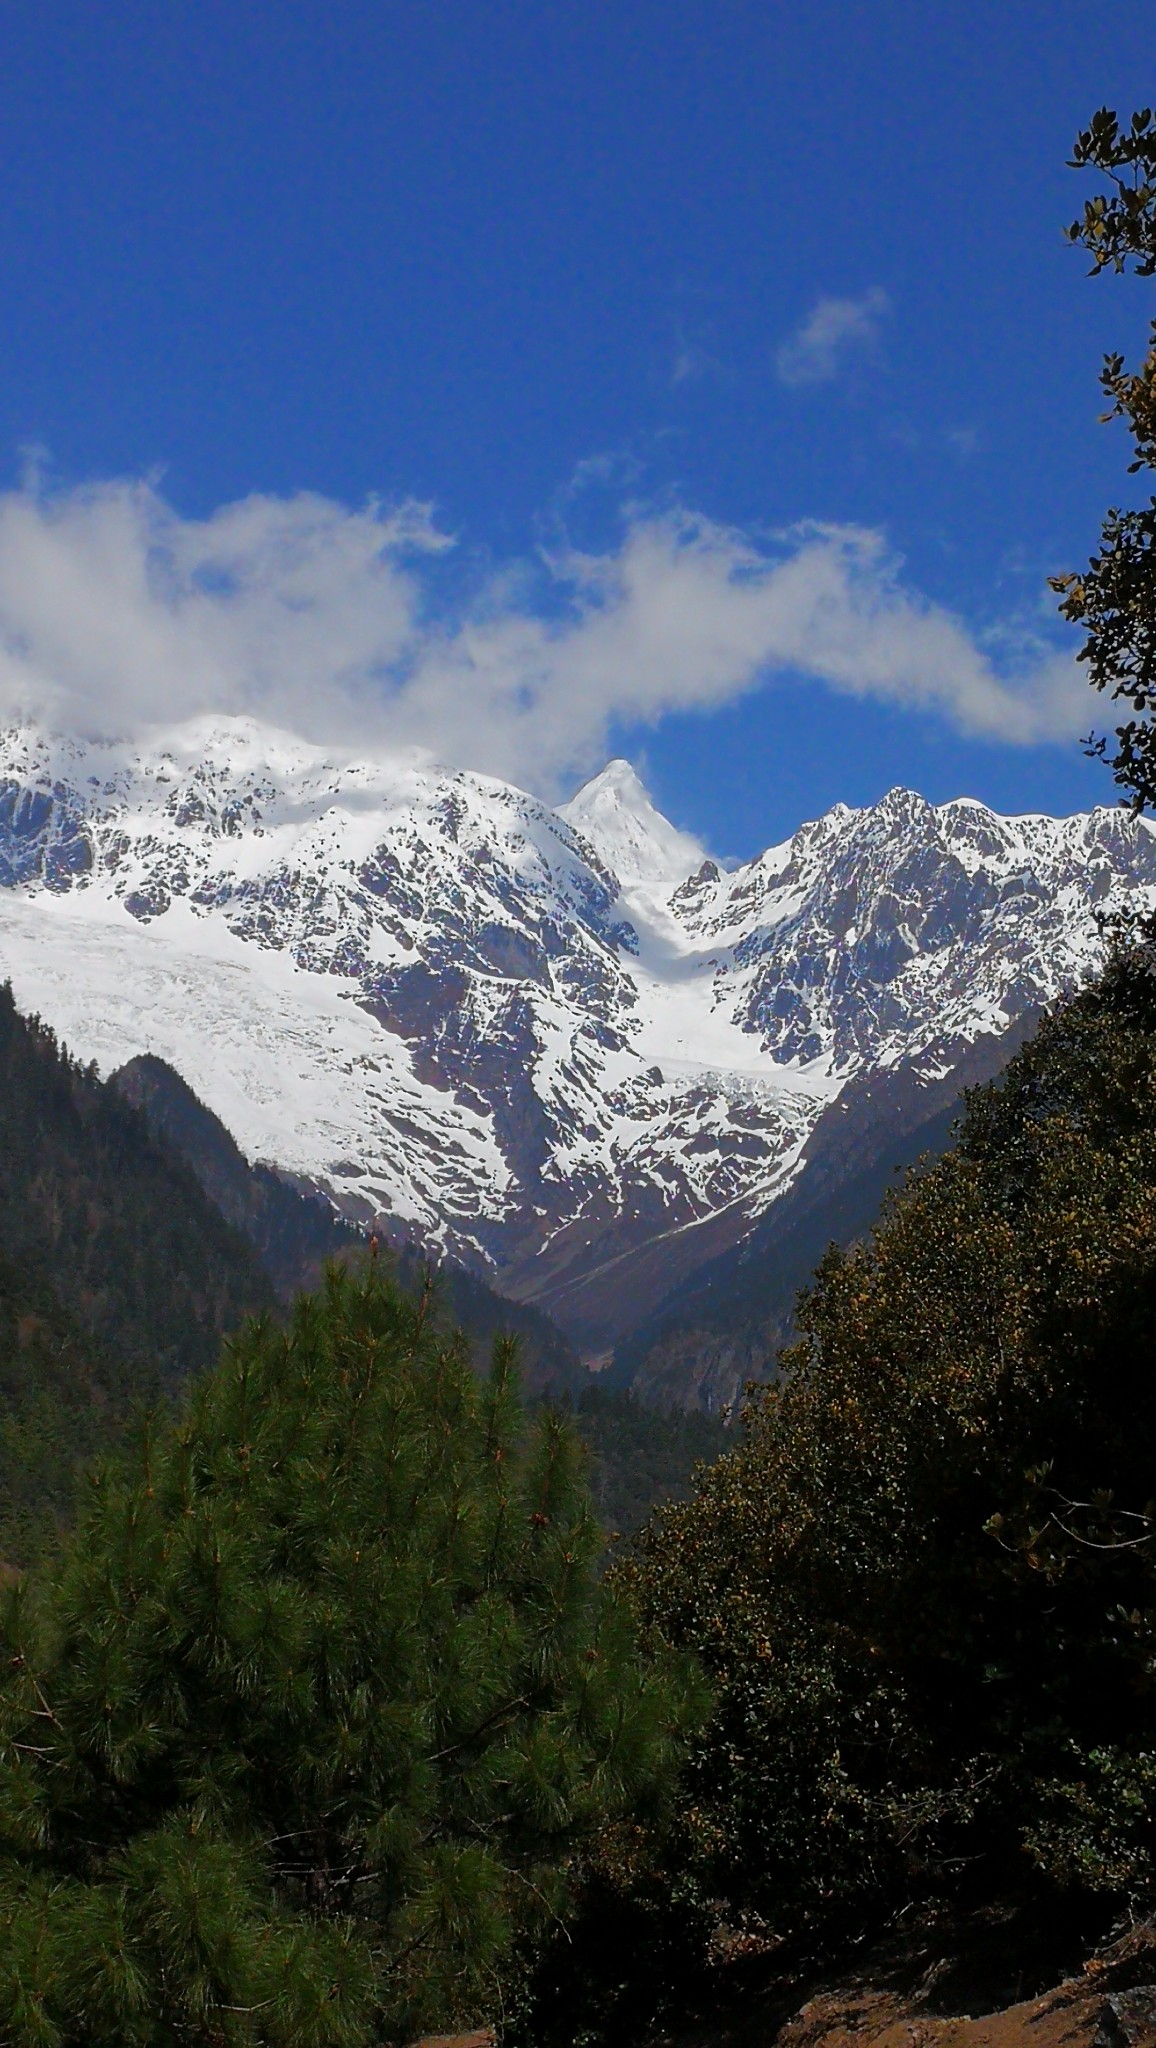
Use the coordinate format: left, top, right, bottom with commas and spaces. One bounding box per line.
0, 1260, 694, 2045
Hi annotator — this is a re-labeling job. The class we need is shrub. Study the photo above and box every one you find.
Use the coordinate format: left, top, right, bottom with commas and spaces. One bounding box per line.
630, 934, 1156, 1939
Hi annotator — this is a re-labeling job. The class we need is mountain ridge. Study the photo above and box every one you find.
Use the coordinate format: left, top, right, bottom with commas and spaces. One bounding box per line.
617, 1015, 1040, 1410
1, 714, 1153, 1382
113, 1050, 582, 1395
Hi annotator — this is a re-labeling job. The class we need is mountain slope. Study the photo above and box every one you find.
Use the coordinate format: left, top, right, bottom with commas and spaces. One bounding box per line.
0, 983, 277, 1557
559, 756, 708, 903
113, 1053, 582, 1392
0, 982, 585, 1562
0, 982, 274, 1384
1, 717, 1154, 1357
113, 1052, 365, 1297
617, 1018, 1037, 1410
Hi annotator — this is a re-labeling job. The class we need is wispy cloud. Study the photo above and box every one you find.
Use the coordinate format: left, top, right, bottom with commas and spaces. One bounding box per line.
776, 286, 890, 388
0, 476, 1086, 797
670, 320, 721, 389
945, 424, 980, 459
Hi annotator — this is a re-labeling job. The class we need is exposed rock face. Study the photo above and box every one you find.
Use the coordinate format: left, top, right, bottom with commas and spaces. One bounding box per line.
618, 1021, 1037, 1412
0, 716, 1153, 1374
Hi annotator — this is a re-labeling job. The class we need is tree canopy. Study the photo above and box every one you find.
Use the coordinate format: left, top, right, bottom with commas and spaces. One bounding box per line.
1053, 108, 1156, 804
0, 1261, 695, 2045
628, 932, 1156, 1942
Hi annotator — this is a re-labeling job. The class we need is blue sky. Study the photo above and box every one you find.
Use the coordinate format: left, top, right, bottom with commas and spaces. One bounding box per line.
0, 1, 1152, 857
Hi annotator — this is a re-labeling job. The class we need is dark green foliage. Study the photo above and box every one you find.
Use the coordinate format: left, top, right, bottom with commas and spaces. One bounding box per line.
0, 986, 273, 1563
0, 1254, 147, 1567
1053, 108, 1156, 806
0, 1261, 696, 2045
0, 984, 272, 1385
409, 1258, 582, 1401
114, 1052, 356, 1301
629, 934, 1156, 1944
570, 1387, 729, 1543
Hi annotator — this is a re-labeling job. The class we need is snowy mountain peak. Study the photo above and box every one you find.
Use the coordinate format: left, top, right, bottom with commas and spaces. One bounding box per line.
560, 758, 707, 898
2, 715, 1156, 1353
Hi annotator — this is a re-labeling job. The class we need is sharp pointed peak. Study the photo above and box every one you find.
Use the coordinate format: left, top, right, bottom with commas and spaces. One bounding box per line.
566, 757, 652, 803
558, 758, 707, 893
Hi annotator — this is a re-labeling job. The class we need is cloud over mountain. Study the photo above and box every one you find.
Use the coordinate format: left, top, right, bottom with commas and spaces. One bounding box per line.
0, 476, 1086, 795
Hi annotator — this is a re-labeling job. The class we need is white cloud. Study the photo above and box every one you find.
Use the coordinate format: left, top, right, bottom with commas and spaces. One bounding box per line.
776, 286, 890, 388
670, 321, 721, 388
0, 476, 1087, 797
946, 425, 981, 459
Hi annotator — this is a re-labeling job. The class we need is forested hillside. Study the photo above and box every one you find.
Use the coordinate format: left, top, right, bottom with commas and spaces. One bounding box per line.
12, 936, 1156, 2044
113, 1050, 357, 1296
114, 1050, 585, 1394
0, 986, 274, 1379
0, 987, 721, 1564
621, 927, 1156, 1965
109, 1060, 732, 1518
573, 1386, 729, 1539
0, 984, 277, 1557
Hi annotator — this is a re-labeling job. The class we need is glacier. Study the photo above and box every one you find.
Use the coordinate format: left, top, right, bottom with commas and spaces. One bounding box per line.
1, 714, 1153, 1349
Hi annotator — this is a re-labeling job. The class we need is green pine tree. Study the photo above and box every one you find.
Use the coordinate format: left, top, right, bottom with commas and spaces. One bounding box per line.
0, 1260, 697, 2046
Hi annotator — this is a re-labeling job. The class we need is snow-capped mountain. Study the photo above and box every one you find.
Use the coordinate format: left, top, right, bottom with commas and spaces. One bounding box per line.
0, 714, 1153, 1351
